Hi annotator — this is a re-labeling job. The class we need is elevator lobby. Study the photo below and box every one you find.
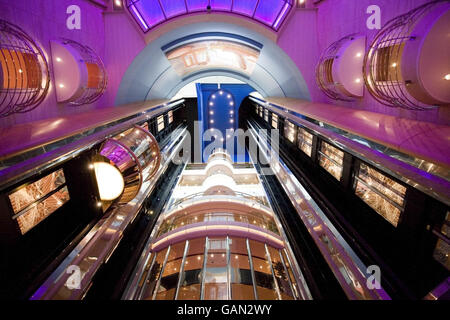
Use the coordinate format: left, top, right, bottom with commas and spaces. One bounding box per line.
0, 0, 449, 305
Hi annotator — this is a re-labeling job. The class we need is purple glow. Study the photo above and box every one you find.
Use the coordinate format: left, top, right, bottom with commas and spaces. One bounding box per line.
273, 3, 290, 30
232, 0, 259, 16
159, 0, 187, 18
254, 0, 285, 26
129, 4, 149, 31
187, 0, 209, 12
135, 0, 165, 27
210, 0, 232, 11
127, 0, 294, 32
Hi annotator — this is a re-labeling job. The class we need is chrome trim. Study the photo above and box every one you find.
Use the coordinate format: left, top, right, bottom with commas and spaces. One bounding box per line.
248, 122, 391, 300
249, 96, 450, 206
174, 240, 189, 300
264, 243, 282, 300
249, 146, 313, 300
226, 236, 231, 300
200, 236, 209, 300
136, 253, 156, 300
151, 245, 171, 300
30, 126, 188, 300
246, 238, 259, 300
279, 249, 297, 300
0, 99, 185, 191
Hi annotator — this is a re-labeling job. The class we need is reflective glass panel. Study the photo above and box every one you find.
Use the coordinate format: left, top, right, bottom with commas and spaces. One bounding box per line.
249, 240, 277, 300
204, 237, 228, 300
156, 242, 186, 300
318, 142, 344, 181
178, 238, 206, 300
229, 237, 254, 300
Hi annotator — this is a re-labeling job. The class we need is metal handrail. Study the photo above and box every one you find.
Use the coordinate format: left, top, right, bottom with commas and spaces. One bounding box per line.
249, 96, 450, 206
0, 99, 184, 191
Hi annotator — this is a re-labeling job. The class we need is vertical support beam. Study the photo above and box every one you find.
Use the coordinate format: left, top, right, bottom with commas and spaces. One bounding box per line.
152, 245, 171, 300
200, 236, 209, 300
278, 249, 297, 300
226, 236, 232, 300
137, 253, 157, 300
174, 240, 190, 300
246, 238, 258, 300
264, 244, 282, 300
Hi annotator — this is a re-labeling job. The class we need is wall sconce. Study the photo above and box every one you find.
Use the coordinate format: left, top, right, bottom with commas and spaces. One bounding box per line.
0, 19, 50, 117
50, 39, 107, 106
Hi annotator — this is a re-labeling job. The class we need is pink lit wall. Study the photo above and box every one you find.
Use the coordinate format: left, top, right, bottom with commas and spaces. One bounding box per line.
0, 0, 108, 127
277, 0, 449, 125
102, 11, 146, 107
0, 0, 448, 129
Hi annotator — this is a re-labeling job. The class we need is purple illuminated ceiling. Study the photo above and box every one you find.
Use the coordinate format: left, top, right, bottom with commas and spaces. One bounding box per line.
126, 0, 294, 32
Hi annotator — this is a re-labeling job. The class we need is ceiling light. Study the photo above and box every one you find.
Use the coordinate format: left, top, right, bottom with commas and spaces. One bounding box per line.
444, 74, 450, 81
356, 52, 362, 58
59, 84, 65, 88
355, 78, 361, 83
93, 162, 125, 201
391, 62, 397, 68
56, 57, 62, 62
210, 120, 214, 124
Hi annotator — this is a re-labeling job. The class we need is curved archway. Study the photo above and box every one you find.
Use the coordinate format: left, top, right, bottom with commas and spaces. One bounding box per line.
126, 0, 294, 33
116, 21, 311, 105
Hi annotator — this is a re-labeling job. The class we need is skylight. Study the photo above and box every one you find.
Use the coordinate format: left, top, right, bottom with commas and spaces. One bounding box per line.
126, 0, 294, 32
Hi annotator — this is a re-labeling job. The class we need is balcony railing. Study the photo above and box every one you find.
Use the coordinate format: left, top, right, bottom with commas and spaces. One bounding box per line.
168, 190, 271, 210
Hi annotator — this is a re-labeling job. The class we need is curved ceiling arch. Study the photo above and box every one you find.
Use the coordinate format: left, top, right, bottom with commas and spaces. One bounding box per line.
116, 21, 311, 105
126, 0, 294, 32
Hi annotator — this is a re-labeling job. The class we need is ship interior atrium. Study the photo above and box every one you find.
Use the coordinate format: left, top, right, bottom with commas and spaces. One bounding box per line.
0, 0, 449, 303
